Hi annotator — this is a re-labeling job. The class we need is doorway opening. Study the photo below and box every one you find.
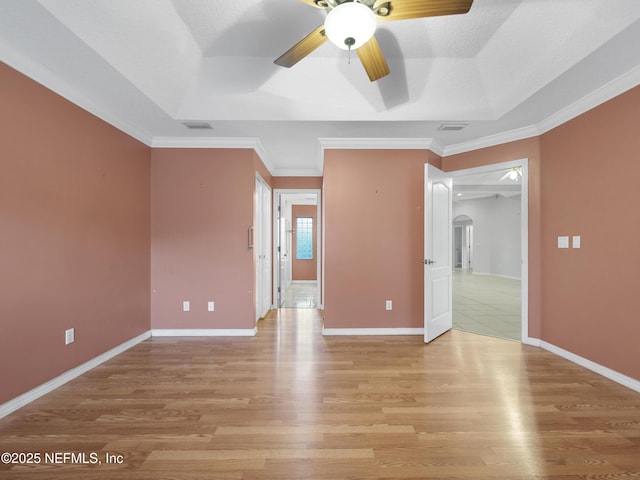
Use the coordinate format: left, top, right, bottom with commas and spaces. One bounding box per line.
453, 215, 473, 270
449, 160, 527, 342
273, 189, 322, 309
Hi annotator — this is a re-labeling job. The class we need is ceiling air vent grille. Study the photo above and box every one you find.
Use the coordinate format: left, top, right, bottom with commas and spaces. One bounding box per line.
182, 121, 213, 130
439, 123, 467, 131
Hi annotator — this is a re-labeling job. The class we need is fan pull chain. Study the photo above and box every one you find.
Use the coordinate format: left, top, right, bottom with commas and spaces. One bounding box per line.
344, 36, 356, 65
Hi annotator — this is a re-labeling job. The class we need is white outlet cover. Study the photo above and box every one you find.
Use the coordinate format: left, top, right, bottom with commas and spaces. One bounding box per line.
65, 328, 74, 345
208, 301, 215, 312
386, 300, 392, 310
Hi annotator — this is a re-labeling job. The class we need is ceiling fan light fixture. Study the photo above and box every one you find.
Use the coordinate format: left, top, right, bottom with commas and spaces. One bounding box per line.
500, 167, 522, 181
324, 1, 377, 50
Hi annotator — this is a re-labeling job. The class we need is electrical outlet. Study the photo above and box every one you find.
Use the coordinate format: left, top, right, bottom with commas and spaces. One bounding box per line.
65, 328, 75, 345
183, 301, 190, 312
386, 300, 392, 311
208, 301, 215, 312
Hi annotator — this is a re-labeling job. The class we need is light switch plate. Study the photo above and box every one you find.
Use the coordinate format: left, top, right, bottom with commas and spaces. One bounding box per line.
208, 301, 215, 312
572, 236, 581, 248
557, 236, 569, 249
183, 301, 190, 312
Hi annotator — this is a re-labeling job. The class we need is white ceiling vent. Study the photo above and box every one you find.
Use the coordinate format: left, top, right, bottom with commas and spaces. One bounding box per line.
182, 121, 213, 130
439, 123, 468, 131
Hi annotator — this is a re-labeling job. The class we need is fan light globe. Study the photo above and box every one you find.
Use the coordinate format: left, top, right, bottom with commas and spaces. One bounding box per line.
324, 1, 377, 50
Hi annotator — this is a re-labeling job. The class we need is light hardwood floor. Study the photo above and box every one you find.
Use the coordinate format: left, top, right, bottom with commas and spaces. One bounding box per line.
1, 309, 638, 479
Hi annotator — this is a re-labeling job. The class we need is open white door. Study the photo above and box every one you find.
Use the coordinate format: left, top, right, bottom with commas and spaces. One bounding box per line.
424, 164, 453, 343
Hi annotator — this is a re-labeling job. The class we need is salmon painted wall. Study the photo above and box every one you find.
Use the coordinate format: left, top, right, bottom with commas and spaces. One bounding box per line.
151, 148, 268, 330
442, 137, 542, 339
254, 152, 273, 186
540, 86, 640, 380
324, 149, 433, 329
0, 62, 151, 404
292, 204, 317, 281
272, 177, 323, 190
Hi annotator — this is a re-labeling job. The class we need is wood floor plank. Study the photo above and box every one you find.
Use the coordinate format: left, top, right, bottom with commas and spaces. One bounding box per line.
1, 308, 638, 479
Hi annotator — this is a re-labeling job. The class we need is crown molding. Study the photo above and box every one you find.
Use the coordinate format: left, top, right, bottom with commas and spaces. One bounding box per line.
152, 136, 260, 149
316, 137, 443, 172
442, 125, 540, 157
6, 26, 639, 171
319, 137, 437, 151
272, 167, 324, 177
0, 42, 154, 146
442, 64, 640, 157
151, 136, 275, 175
536, 63, 640, 135
318, 137, 442, 166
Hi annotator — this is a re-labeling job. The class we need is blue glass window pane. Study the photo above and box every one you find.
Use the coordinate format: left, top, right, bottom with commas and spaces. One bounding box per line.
296, 217, 313, 260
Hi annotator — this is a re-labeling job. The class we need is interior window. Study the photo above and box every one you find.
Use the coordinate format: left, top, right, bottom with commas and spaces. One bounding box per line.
296, 217, 313, 260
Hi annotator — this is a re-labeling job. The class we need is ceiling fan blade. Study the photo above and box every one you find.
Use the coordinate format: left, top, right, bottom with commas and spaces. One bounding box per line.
376, 0, 473, 21
298, 0, 330, 9
357, 35, 390, 82
274, 25, 328, 68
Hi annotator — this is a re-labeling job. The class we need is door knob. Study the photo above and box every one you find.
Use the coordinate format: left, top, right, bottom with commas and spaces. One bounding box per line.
424, 259, 435, 265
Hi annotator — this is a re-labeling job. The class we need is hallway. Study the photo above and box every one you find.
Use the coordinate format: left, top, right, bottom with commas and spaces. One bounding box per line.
280, 281, 319, 308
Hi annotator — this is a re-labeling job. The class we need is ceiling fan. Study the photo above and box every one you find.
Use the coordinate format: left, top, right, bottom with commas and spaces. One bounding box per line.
500, 167, 522, 181
274, 0, 474, 82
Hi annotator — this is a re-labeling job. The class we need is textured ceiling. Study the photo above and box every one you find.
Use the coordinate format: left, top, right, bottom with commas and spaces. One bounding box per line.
1, 0, 640, 175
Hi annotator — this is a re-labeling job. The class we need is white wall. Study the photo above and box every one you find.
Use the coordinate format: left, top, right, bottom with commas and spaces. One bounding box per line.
453, 194, 521, 279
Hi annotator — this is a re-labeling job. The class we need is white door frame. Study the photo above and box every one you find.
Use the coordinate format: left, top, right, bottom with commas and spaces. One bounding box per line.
449, 158, 530, 344
454, 224, 463, 268
273, 189, 322, 309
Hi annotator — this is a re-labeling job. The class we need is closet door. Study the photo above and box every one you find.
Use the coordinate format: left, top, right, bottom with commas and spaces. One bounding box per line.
255, 176, 272, 320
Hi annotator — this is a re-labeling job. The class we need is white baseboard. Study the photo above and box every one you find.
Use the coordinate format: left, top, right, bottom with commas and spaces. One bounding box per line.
540, 340, 640, 393
0, 331, 151, 420
322, 327, 424, 336
522, 336, 541, 347
151, 328, 257, 337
